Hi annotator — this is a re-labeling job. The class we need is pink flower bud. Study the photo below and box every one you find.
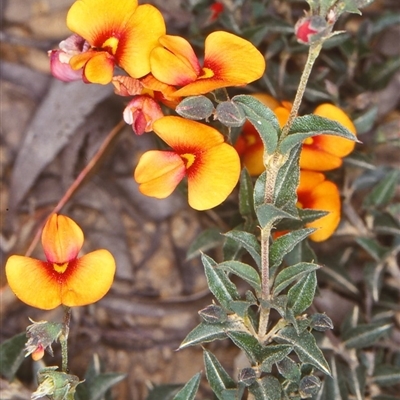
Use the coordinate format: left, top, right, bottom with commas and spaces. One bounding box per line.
295, 16, 328, 45
123, 95, 164, 135
48, 34, 89, 82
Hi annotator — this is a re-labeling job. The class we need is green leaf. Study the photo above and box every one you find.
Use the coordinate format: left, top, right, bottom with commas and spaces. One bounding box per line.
0, 332, 26, 380
372, 365, 400, 387
202, 254, 239, 310
203, 349, 236, 400
248, 375, 282, 400
364, 56, 400, 90
364, 261, 384, 302
270, 229, 316, 272
86, 373, 126, 400
343, 323, 393, 349
259, 344, 293, 373
298, 208, 329, 224
226, 331, 266, 365
353, 106, 378, 134
145, 384, 182, 400
256, 204, 298, 228
186, 228, 223, 260
179, 322, 227, 349
355, 237, 390, 261
280, 115, 358, 154
273, 262, 320, 296
275, 327, 331, 375
363, 169, 400, 208
218, 261, 261, 292
239, 168, 255, 218
254, 171, 266, 208
172, 372, 201, 400
322, 356, 347, 400
229, 300, 255, 319
274, 146, 301, 214
287, 271, 317, 315
276, 357, 301, 382
232, 95, 280, 155
223, 230, 261, 269
284, 239, 317, 265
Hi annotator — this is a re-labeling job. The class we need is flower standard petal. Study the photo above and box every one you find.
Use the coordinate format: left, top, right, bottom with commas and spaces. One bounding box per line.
187, 143, 240, 210
60, 249, 116, 307
41, 215, 84, 264
118, 4, 166, 78
5, 256, 62, 310
67, 0, 139, 46
172, 31, 265, 97
67, 0, 165, 81
152, 116, 224, 151
134, 151, 186, 198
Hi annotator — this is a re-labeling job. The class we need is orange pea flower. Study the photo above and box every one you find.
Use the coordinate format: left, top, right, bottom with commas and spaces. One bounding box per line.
66, 0, 166, 84
235, 94, 291, 175
134, 116, 241, 210
235, 94, 356, 173
150, 31, 265, 97
297, 170, 341, 242
5, 214, 116, 310
300, 103, 357, 171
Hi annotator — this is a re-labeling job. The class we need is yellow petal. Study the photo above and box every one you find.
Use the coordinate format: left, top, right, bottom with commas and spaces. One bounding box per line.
67, 0, 139, 46
312, 103, 357, 158
150, 46, 199, 86
152, 116, 224, 150
118, 4, 166, 78
172, 31, 265, 96
204, 31, 265, 84
150, 35, 201, 84
301, 180, 341, 242
82, 52, 115, 84
41, 214, 84, 264
299, 146, 343, 171
298, 170, 326, 193
242, 144, 265, 176
134, 150, 186, 198
5, 256, 62, 310
61, 250, 116, 307
187, 143, 240, 210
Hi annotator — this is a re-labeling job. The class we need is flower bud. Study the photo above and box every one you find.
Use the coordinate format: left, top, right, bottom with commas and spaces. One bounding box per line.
32, 367, 81, 400
310, 313, 334, 331
294, 16, 328, 45
25, 319, 63, 360
238, 367, 257, 386
123, 95, 164, 135
176, 96, 215, 121
299, 375, 321, 398
215, 100, 246, 127
198, 304, 228, 323
48, 34, 89, 82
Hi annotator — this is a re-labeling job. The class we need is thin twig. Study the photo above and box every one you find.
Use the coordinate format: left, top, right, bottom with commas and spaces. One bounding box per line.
25, 120, 125, 257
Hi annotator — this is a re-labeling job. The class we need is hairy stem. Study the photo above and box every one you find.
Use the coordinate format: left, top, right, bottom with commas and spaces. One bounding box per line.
280, 41, 323, 140
60, 306, 71, 373
258, 42, 322, 340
